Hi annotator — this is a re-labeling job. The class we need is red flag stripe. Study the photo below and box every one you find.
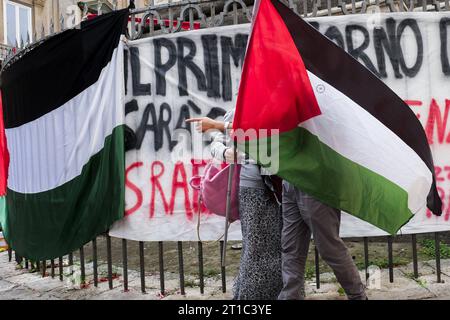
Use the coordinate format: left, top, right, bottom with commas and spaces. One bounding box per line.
0, 92, 9, 196
233, 0, 321, 137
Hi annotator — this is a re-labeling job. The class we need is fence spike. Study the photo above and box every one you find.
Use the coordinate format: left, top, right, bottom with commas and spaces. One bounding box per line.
159, 241, 165, 295
314, 245, 320, 289
412, 234, 419, 278
50, 18, 54, 35
197, 241, 204, 294
363, 237, 369, 282
387, 236, 394, 283
26, 32, 30, 47
42, 260, 47, 277
79, 246, 85, 285
92, 238, 98, 287
106, 234, 113, 289
60, 14, 65, 31
433, 0, 442, 11
97, 0, 103, 15
178, 241, 185, 295
139, 241, 146, 293
220, 241, 226, 293
50, 259, 55, 278
122, 239, 128, 292
82, 2, 89, 20
435, 233, 442, 283
58, 256, 63, 281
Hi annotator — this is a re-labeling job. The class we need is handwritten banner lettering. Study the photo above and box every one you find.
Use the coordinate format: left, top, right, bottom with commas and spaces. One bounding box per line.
110, 12, 450, 240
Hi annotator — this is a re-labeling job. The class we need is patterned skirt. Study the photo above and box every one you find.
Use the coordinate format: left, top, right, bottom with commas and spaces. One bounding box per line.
233, 187, 283, 300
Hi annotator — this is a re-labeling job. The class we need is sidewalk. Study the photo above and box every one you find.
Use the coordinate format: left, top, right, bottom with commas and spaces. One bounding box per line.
0, 251, 449, 300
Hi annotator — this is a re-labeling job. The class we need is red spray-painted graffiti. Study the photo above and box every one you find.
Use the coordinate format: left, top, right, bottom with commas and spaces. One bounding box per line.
126, 159, 210, 219
427, 166, 450, 221
406, 98, 450, 144
125, 162, 143, 216
406, 98, 450, 221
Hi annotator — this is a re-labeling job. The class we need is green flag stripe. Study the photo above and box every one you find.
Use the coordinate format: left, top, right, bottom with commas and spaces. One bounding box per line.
4, 125, 125, 260
240, 127, 414, 234
0, 197, 6, 238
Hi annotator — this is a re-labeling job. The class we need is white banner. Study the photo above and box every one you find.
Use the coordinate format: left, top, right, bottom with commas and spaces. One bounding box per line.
110, 12, 450, 240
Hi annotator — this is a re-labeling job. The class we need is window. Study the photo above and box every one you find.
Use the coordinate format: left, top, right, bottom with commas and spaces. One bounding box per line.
3, 1, 32, 48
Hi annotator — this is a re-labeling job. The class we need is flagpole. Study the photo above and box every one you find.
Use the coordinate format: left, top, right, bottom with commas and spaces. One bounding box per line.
221, 0, 260, 268
221, 137, 237, 268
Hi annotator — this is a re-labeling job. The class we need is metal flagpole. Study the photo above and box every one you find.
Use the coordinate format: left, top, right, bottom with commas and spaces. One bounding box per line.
221, 137, 237, 268
221, 0, 258, 270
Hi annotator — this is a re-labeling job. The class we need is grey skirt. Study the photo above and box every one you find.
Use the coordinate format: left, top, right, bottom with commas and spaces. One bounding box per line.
233, 187, 283, 300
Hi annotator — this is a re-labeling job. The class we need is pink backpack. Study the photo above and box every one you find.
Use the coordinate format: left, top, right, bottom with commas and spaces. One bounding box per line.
190, 162, 241, 222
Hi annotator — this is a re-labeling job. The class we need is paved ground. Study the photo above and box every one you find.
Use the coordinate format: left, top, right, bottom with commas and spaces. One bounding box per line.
1, 251, 450, 300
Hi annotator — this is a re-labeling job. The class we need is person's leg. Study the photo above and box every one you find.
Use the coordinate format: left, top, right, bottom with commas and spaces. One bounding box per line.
299, 190, 367, 300
234, 186, 283, 300
232, 188, 248, 299
278, 181, 311, 300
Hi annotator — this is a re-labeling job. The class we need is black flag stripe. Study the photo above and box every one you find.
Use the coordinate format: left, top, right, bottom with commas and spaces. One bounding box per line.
1, 9, 129, 129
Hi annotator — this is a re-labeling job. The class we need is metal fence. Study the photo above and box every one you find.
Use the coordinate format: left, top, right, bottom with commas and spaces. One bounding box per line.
0, 44, 13, 69
4, 0, 450, 67
2, 0, 450, 296
4, 231, 449, 295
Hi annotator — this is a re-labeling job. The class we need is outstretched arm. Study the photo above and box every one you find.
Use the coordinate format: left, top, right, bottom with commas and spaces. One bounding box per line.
186, 111, 236, 162
185, 117, 232, 133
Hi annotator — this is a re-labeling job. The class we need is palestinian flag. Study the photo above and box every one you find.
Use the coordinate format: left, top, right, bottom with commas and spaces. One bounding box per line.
0, 93, 8, 231
0, 9, 129, 260
233, 0, 442, 234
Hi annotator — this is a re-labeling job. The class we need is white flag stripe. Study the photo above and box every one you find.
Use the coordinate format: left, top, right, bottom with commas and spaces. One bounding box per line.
302, 71, 433, 213
6, 42, 124, 194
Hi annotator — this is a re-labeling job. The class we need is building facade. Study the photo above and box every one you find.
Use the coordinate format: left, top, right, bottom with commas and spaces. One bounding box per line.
1, 0, 444, 65
0, 0, 145, 64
